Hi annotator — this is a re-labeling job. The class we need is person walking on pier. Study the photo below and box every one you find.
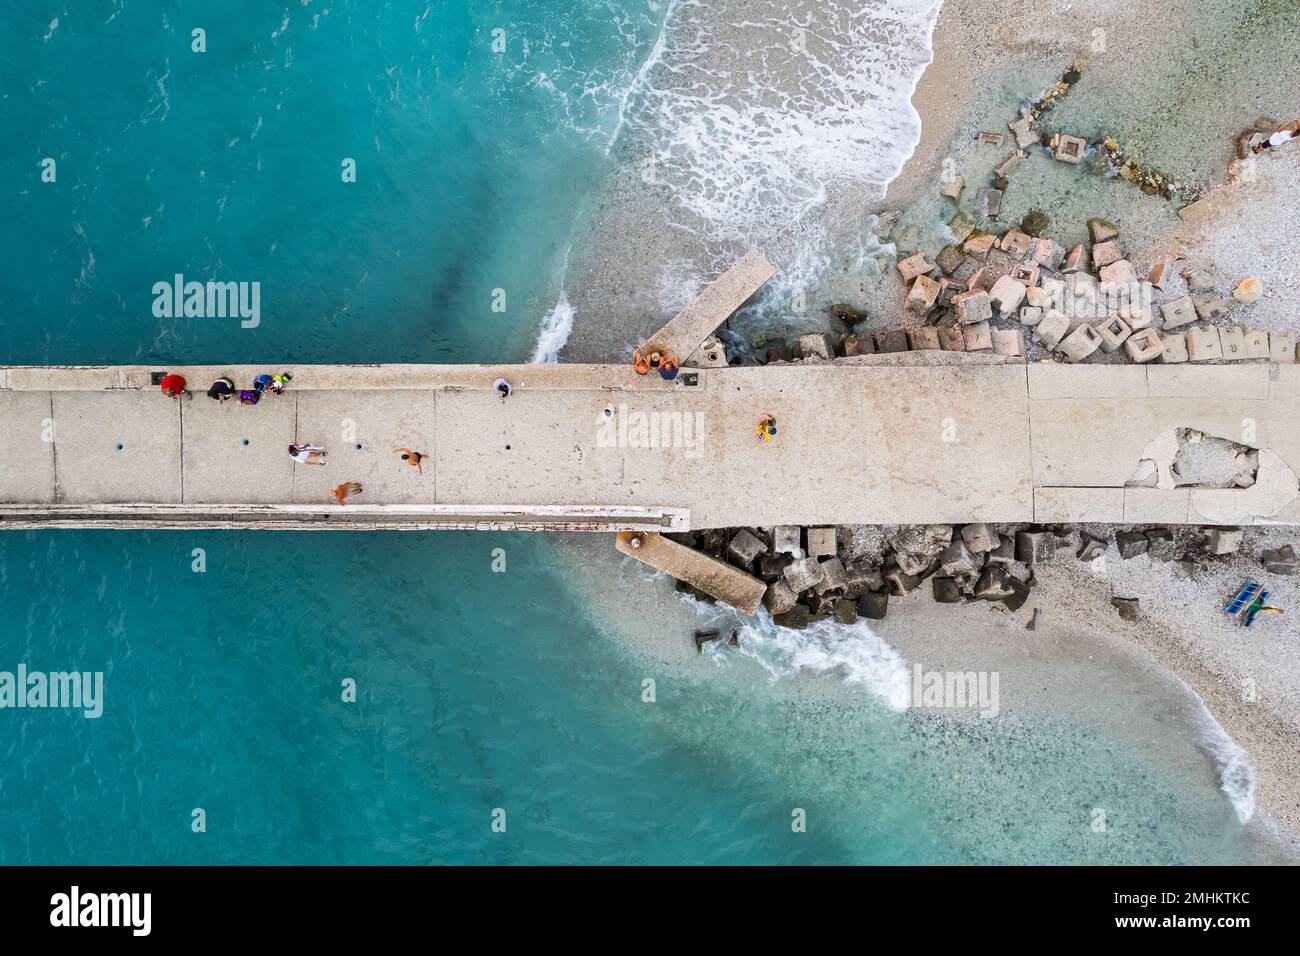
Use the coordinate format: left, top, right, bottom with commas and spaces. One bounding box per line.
206, 377, 236, 403
289, 443, 328, 466
330, 481, 363, 505
493, 377, 513, 401
392, 447, 426, 475
159, 373, 191, 400
1252, 120, 1298, 154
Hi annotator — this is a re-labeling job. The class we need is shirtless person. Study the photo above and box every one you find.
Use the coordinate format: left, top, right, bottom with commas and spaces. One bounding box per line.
330, 481, 363, 505
392, 447, 427, 475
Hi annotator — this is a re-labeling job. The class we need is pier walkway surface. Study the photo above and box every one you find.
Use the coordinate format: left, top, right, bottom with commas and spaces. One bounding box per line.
3, 361, 1300, 532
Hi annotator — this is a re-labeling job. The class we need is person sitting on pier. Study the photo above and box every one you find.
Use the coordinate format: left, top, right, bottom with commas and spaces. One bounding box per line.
269, 372, 293, 395
253, 373, 275, 394
288, 443, 328, 466
754, 414, 777, 443
658, 354, 680, 381
159, 373, 190, 401
206, 377, 236, 402
392, 447, 426, 475
493, 377, 513, 401
238, 388, 261, 406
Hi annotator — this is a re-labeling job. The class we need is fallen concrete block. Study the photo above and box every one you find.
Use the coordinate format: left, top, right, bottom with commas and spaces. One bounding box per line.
999, 230, 1033, 258
936, 245, 965, 275
1099, 259, 1137, 285
783, 557, 824, 592
989, 275, 1027, 315
994, 152, 1022, 178
939, 538, 981, 578
765, 579, 799, 615
807, 526, 837, 560
728, 529, 767, 565
932, 576, 964, 603
1077, 533, 1107, 561
1115, 530, 1148, 559
1205, 527, 1242, 555
1193, 295, 1230, 322
905, 275, 941, 314
963, 233, 997, 261
1019, 306, 1043, 326
908, 326, 942, 350
843, 334, 875, 357
1027, 239, 1064, 271
1269, 331, 1297, 363
977, 187, 1003, 217
1097, 315, 1132, 353
858, 589, 888, 620
1054, 133, 1087, 164
799, 332, 835, 360
1160, 296, 1198, 330
974, 565, 1016, 600
874, 329, 909, 353
954, 290, 993, 325
1011, 262, 1040, 286
1008, 115, 1038, 148
844, 561, 883, 594
1147, 257, 1175, 290
773, 525, 803, 558
1261, 545, 1298, 575
1034, 310, 1071, 350
1218, 325, 1247, 360
961, 523, 1000, 553
991, 328, 1023, 357
940, 176, 963, 201
977, 131, 1006, 148
1088, 218, 1120, 243
987, 535, 1015, 564
1062, 244, 1088, 273
1145, 528, 1175, 562
1116, 302, 1154, 331
1015, 530, 1055, 563
1124, 327, 1163, 363
773, 604, 810, 629
1057, 323, 1103, 362
1186, 325, 1223, 362
1242, 329, 1269, 360
938, 325, 966, 351
1092, 240, 1122, 269
898, 252, 936, 283
963, 321, 992, 351
1161, 331, 1189, 363
816, 557, 849, 593
1233, 276, 1262, 305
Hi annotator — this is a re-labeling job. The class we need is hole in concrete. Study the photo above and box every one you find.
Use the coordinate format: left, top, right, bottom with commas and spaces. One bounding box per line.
505, 444, 512, 450
1129, 427, 1259, 490
241, 438, 250, 447
355, 443, 363, 451
115, 443, 124, 452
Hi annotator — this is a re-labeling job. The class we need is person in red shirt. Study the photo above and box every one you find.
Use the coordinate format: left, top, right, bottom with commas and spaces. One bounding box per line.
159, 373, 190, 400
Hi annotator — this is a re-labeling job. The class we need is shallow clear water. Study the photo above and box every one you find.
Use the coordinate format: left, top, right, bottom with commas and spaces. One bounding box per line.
0, 0, 1282, 864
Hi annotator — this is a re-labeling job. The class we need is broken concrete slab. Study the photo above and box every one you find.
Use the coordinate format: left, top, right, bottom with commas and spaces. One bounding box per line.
1058, 323, 1103, 363
807, 526, 838, 560
963, 321, 993, 351
989, 275, 1027, 316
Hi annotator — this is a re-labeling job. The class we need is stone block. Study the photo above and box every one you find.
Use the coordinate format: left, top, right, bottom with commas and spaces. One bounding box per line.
1054, 134, 1087, 164
905, 275, 941, 314
1218, 325, 1247, 360
991, 328, 1023, 357
1186, 325, 1223, 362
1091, 240, 1122, 269
1193, 295, 1230, 322
932, 577, 964, 603
1116, 302, 1154, 331
974, 565, 1016, 600
1019, 306, 1043, 326
989, 275, 1027, 315
977, 131, 1006, 147
727, 529, 767, 565
1088, 218, 1120, 243
1026, 238, 1064, 270
1008, 115, 1038, 148
1057, 323, 1103, 362
954, 289, 993, 324
948, 215, 975, 245
1077, 533, 1107, 561
936, 245, 965, 275
937, 325, 966, 351
1011, 263, 1040, 286
1015, 530, 1055, 563
998, 229, 1033, 258
938, 538, 981, 578
1062, 244, 1088, 273
940, 176, 963, 200
1123, 327, 1163, 363
1115, 530, 1148, 559
979, 187, 1003, 217
1205, 527, 1242, 555
773, 604, 810, 630
908, 326, 942, 350
1111, 597, 1139, 622
1097, 315, 1131, 353
1261, 545, 1299, 575
858, 589, 888, 620
773, 525, 803, 558
987, 535, 1015, 564
1269, 331, 1297, 363
1034, 309, 1070, 350
1147, 257, 1174, 290
844, 561, 883, 594
843, 334, 875, 357
783, 557, 824, 593
764, 579, 799, 615
874, 329, 909, 353
963, 321, 992, 351
799, 332, 835, 360
1242, 329, 1269, 360
963, 233, 996, 261
960, 523, 999, 553
898, 252, 936, 283
833, 598, 859, 624
1145, 528, 1176, 562
806, 526, 837, 560
1160, 296, 1198, 330
1099, 259, 1137, 285
815, 557, 849, 593
1160, 331, 1189, 363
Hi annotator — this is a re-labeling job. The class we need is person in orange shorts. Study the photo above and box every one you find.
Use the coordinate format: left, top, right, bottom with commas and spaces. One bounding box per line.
330, 481, 363, 505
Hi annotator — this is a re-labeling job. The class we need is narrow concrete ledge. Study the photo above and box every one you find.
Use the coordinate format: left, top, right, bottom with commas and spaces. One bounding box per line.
615, 531, 766, 614
642, 251, 776, 361
1147, 364, 1270, 400
1124, 487, 1191, 523
1028, 363, 1148, 399
0, 503, 690, 533
1034, 487, 1125, 522
832, 352, 1021, 368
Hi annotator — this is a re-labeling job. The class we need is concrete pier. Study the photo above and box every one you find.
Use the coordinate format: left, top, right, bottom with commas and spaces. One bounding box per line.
3, 360, 1299, 531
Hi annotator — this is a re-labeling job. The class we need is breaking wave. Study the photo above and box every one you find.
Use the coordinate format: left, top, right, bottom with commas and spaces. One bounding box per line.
1187, 691, 1256, 824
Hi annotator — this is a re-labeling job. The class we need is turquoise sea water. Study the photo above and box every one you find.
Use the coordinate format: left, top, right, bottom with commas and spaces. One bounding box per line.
0, 2, 1282, 864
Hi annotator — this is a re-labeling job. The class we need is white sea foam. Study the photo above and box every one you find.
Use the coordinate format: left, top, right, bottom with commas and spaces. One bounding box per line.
1186, 691, 1257, 824
703, 610, 912, 711
531, 247, 576, 363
